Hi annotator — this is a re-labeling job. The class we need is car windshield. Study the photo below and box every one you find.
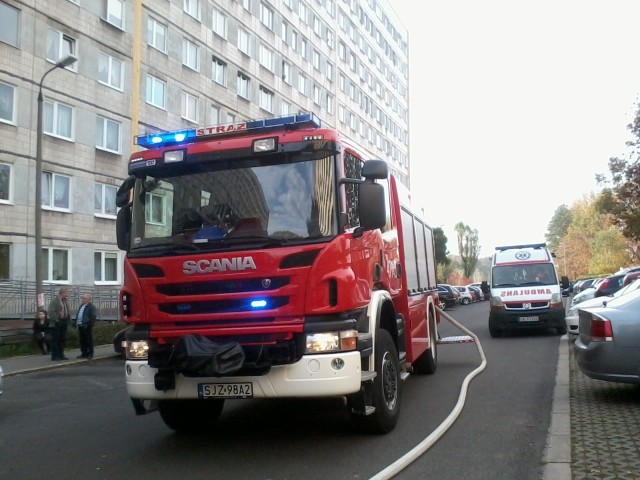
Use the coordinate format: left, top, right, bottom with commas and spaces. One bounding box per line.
128, 155, 338, 252
491, 263, 558, 287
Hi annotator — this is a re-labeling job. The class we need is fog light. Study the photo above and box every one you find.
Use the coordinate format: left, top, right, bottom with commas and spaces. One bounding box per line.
331, 358, 345, 370
126, 340, 149, 360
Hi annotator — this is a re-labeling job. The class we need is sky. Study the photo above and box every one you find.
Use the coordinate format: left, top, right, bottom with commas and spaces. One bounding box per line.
388, 0, 640, 257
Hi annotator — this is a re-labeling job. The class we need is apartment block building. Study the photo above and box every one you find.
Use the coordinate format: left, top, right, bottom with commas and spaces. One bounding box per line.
0, 0, 409, 291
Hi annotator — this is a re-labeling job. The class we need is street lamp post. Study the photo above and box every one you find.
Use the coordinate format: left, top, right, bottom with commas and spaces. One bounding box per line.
35, 54, 77, 309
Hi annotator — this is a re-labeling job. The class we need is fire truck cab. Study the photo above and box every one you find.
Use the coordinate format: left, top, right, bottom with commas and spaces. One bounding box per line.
116, 113, 440, 434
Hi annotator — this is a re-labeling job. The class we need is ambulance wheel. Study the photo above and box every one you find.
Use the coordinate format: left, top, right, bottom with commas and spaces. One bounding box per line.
351, 329, 401, 434
489, 324, 502, 338
159, 399, 224, 433
413, 312, 438, 374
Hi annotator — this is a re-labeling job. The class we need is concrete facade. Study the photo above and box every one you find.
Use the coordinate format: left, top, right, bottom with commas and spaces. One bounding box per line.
0, 0, 409, 289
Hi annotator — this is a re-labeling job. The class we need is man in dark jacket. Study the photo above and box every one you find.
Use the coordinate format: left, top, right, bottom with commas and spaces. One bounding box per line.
74, 294, 97, 360
48, 287, 71, 361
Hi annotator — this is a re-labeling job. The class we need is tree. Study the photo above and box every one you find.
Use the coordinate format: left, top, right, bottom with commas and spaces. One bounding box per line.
589, 228, 630, 275
454, 222, 480, 279
433, 227, 451, 283
545, 205, 572, 254
595, 103, 640, 249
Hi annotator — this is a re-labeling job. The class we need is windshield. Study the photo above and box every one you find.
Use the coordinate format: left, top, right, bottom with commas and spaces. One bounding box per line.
491, 263, 558, 287
129, 155, 337, 251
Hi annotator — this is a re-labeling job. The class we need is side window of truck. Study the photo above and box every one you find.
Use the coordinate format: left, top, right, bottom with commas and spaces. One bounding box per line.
343, 151, 362, 228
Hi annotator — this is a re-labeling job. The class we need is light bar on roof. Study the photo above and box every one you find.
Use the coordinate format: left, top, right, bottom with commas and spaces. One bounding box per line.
134, 113, 322, 149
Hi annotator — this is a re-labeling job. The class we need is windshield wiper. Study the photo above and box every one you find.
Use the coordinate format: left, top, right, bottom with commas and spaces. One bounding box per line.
133, 239, 200, 254
219, 234, 286, 247
494, 283, 517, 287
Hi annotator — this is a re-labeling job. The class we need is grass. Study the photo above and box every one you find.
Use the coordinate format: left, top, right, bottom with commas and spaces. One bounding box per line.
0, 321, 127, 358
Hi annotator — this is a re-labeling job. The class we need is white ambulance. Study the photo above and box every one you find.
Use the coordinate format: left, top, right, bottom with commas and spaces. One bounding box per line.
488, 243, 567, 337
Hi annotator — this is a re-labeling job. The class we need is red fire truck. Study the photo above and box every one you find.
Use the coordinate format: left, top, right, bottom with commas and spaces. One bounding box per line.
115, 113, 440, 433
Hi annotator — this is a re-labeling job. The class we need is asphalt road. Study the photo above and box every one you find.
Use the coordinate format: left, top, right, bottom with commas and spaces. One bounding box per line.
0, 301, 562, 480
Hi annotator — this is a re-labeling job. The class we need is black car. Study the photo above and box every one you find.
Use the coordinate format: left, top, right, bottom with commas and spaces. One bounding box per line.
437, 284, 459, 309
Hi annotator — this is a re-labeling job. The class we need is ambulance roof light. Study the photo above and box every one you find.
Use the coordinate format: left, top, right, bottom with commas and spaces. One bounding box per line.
134, 112, 321, 149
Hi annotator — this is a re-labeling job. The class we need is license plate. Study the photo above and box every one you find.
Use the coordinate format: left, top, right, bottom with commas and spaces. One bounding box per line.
198, 382, 253, 399
519, 316, 539, 322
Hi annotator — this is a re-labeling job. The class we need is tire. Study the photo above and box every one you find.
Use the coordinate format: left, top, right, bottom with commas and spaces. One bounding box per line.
413, 312, 438, 374
489, 323, 502, 338
461, 297, 470, 305
159, 399, 225, 433
352, 329, 401, 434
557, 323, 568, 335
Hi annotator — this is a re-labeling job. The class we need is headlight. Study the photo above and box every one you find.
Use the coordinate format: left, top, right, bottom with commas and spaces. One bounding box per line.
551, 293, 563, 306
490, 296, 504, 308
125, 340, 149, 360
305, 329, 357, 354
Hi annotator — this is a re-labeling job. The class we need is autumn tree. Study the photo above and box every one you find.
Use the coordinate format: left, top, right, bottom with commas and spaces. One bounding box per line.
595, 102, 640, 260
589, 228, 630, 274
545, 205, 572, 254
454, 222, 480, 278
433, 227, 451, 282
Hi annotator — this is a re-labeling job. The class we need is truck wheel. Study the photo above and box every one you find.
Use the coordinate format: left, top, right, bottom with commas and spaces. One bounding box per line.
159, 399, 224, 433
351, 329, 401, 434
412, 312, 438, 374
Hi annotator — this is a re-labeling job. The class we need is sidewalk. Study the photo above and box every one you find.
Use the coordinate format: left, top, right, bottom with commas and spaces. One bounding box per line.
1, 343, 119, 376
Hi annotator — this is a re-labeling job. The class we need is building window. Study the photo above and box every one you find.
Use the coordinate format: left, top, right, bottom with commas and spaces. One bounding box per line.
259, 2, 273, 30
281, 22, 288, 43
0, 243, 9, 279
0, 82, 16, 124
46, 28, 77, 70
181, 91, 198, 122
44, 100, 73, 140
105, 0, 125, 29
312, 50, 320, 69
145, 192, 166, 225
0, 163, 11, 203
145, 75, 166, 109
282, 61, 291, 84
313, 85, 321, 105
212, 8, 227, 38
291, 29, 298, 49
183, 0, 200, 20
259, 44, 273, 71
43, 248, 70, 282
327, 95, 334, 114
210, 105, 220, 124
281, 101, 290, 115
298, 74, 306, 94
98, 52, 123, 90
298, 1, 307, 22
212, 56, 226, 85
182, 39, 200, 71
96, 116, 121, 153
0, 3, 20, 47
42, 172, 71, 210
147, 17, 167, 52
258, 86, 273, 112
237, 28, 250, 55
326, 61, 333, 81
241, 0, 250, 10
94, 251, 119, 283
301, 38, 307, 58
94, 182, 117, 217
237, 73, 250, 99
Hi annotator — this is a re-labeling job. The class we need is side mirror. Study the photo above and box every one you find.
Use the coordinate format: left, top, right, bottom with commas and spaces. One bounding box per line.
116, 205, 131, 251
357, 182, 386, 231
561, 276, 570, 289
116, 176, 136, 208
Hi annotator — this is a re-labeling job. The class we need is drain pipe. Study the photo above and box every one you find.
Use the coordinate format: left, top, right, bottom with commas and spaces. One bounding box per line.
369, 307, 487, 480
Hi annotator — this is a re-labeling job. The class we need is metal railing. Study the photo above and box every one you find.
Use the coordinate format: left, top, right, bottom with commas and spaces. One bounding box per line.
0, 281, 121, 321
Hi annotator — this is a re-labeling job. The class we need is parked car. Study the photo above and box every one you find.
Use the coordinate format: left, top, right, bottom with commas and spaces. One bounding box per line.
593, 272, 627, 298
623, 271, 640, 287
113, 325, 132, 358
437, 284, 459, 309
468, 285, 482, 302
571, 278, 605, 306
573, 278, 598, 295
574, 287, 640, 384
453, 286, 474, 305
566, 279, 640, 335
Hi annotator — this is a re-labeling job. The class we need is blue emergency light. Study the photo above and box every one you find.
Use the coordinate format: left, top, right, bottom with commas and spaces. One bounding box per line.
250, 299, 268, 309
134, 113, 322, 149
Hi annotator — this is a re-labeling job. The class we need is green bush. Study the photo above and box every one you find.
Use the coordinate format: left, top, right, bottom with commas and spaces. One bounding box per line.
0, 321, 127, 359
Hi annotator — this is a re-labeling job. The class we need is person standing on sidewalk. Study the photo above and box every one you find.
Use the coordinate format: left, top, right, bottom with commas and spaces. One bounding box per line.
48, 287, 71, 361
74, 294, 97, 360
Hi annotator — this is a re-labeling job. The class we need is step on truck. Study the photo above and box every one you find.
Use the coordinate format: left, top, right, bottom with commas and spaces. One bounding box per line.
115, 113, 441, 433
488, 243, 568, 337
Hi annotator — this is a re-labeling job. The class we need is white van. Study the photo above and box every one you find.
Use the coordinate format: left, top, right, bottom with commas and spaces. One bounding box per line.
488, 243, 567, 337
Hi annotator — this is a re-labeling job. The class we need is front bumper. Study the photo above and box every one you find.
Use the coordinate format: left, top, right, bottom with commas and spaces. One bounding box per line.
126, 350, 362, 400
489, 307, 566, 331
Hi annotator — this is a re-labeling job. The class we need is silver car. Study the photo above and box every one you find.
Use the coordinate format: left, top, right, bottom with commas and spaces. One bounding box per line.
574, 287, 640, 384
